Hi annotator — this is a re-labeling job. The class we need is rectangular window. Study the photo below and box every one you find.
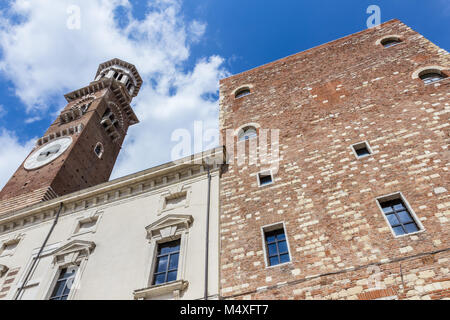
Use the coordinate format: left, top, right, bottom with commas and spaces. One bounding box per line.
258, 170, 273, 187
264, 228, 290, 266
378, 195, 421, 237
352, 141, 373, 159
153, 240, 181, 285
49, 266, 78, 300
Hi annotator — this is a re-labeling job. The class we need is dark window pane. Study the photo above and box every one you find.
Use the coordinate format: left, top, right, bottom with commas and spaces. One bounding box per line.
156, 256, 168, 273
356, 147, 370, 157
153, 273, 165, 285
393, 203, 405, 211
159, 240, 180, 255
404, 223, 419, 234
63, 282, 72, 296
278, 241, 288, 254
167, 271, 177, 282
398, 211, 413, 224
51, 282, 65, 298
269, 256, 279, 266
60, 296, 68, 301
280, 254, 290, 264
267, 243, 278, 256
169, 253, 180, 270
382, 206, 393, 214
276, 232, 286, 241
265, 234, 276, 243
386, 214, 400, 226
235, 89, 250, 98
393, 226, 405, 236
259, 175, 273, 185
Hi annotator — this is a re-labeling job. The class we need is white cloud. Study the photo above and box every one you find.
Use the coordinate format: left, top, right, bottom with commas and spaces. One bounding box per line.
0, 129, 35, 188
0, 0, 228, 183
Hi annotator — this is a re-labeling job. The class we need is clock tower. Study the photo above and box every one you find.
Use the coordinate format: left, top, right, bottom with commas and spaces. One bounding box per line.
0, 58, 143, 215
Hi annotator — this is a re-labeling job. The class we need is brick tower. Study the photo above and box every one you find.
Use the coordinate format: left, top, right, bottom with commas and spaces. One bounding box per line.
219, 20, 449, 300
0, 58, 142, 215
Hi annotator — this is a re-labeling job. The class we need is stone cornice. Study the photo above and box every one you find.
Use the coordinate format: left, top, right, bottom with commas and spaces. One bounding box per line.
0, 147, 224, 236
64, 79, 139, 127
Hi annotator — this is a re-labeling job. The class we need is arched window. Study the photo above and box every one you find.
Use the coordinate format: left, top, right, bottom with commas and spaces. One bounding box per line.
419, 70, 447, 84
238, 126, 257, 141
381, 37, 402, 48
235, 87, 251, 99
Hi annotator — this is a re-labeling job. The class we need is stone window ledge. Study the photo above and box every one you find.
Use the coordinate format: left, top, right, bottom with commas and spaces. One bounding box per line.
133, 280, 189, 300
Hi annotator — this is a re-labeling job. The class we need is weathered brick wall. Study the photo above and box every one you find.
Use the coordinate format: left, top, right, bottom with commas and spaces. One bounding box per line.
0, 87, 130, 215
218, 19, 449, 300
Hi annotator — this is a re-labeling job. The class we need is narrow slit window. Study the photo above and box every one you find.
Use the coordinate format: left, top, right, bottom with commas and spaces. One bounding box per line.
264, 228, 290, 267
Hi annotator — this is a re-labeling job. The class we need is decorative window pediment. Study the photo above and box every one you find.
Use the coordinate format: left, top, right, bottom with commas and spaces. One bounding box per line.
52, 240, 96, 266
146, 214, 193, 241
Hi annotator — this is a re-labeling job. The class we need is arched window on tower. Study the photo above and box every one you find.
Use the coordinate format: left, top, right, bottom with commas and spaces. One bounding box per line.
380, 37, 402, 48
235, 87, 251, 99
238, 126, 257, 141
419, 70, 447, 85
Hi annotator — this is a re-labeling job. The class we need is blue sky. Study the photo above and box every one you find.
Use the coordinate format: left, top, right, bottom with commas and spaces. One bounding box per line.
0, 0, 448, 188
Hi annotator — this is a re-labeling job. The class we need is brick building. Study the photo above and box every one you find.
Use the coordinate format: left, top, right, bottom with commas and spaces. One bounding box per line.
218, 19, 449, 300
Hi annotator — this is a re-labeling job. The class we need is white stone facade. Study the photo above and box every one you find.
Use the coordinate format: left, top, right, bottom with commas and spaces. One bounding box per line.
0, 148, 223, 300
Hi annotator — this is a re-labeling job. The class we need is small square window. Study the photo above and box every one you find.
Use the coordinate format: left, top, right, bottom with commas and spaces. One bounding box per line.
257, 171, 273, 187
352, 142, 373, 159
263, 226, 290, 267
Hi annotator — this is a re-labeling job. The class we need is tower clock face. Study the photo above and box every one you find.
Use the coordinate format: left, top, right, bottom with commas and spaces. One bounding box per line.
24, 137, 73, 170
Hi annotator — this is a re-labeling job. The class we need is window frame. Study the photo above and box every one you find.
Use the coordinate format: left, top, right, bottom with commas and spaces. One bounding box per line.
351, 141, 373, 159
261, 222, 292, 269
238, 126, 258, 141
152, 239, 181, 286
419, 71, 447, 85
375, 192, 425, 239
235, 87, 251, 99
143, 214, 193, 296
48, 266, 79, 300
257, 170, 274, 187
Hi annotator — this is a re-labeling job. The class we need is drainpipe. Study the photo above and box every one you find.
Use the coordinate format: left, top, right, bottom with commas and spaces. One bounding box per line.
15, 202, 63, 300
204, 162, 212, 300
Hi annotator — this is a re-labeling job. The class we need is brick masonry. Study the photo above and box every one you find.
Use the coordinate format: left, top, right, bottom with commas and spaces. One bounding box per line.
0, 75, 135, 216
218, 19, 449, 299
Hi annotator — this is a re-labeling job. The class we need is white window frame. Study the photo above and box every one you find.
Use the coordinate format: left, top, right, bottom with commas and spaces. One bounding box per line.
375, 192, 425, 239
15, 240, 95, 300
137, 214, 193, 299
257, 170, 274, 187
260, 222, 292, 269
351, 141, 373, 159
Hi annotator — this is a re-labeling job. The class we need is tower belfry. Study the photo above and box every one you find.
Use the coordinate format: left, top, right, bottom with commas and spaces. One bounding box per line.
0, 58, 143, 216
